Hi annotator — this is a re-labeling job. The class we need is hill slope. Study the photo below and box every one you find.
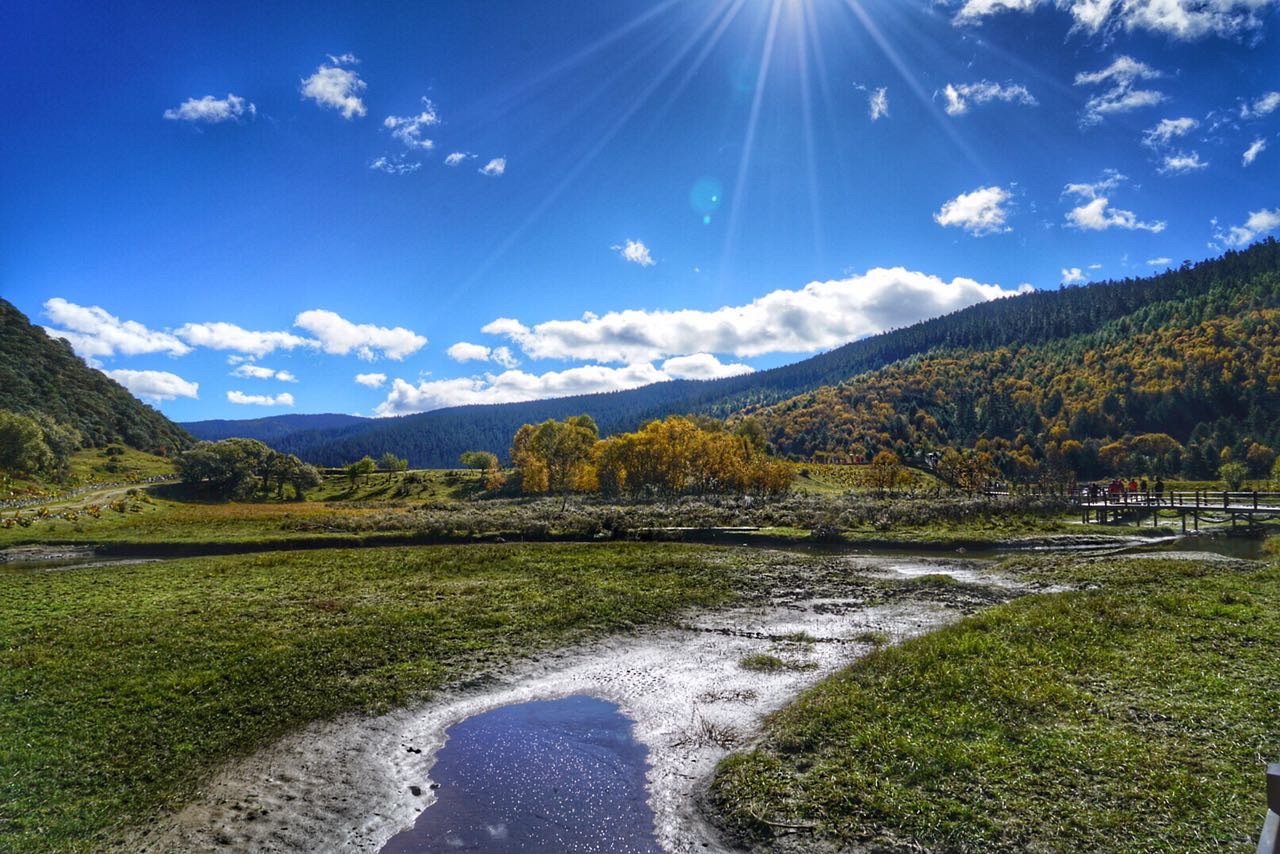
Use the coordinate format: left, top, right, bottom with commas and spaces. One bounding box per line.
0, 299, 193, 453
182, 413, 370, 444
242, 241, 1277, 467
752, 251, 1280, 480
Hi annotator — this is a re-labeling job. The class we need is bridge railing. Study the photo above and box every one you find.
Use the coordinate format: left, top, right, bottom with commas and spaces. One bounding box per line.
1259, 763, 1279, 854
1072, 489, 1280, 509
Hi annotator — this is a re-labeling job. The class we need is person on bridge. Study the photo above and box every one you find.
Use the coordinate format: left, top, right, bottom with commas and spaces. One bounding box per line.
1154, 477, 1165, 506
1127, 478, 1139, 500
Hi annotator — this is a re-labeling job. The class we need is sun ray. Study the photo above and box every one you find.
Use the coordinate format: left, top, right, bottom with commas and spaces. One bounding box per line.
441, 0, 747, 314
719, 0, 787, 284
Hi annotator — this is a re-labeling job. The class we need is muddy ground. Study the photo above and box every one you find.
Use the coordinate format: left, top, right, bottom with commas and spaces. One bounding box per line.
117, 552, 1046, 854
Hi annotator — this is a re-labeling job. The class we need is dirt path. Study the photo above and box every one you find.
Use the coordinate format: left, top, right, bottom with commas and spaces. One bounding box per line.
125, 556, 1033, 853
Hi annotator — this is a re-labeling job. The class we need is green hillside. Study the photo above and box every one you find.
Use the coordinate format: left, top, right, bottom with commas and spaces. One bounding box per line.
751, 246, 1280, 482
0, 298, 192, 454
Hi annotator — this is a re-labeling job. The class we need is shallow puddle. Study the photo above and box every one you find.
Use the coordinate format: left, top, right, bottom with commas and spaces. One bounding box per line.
381, 695, 659, 853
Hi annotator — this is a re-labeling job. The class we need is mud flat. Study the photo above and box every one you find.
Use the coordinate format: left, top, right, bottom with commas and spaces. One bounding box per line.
129, 556, 1028, 853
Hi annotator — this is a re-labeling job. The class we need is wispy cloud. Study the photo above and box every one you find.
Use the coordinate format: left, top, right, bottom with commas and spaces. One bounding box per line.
370, 155, 421, 174
953, 0, 1280, 40
479, 157, 506, 177
1063, 171, 1165, 232
230, 362, 297, 382
1241, 91, 1280, 119
383, 99, 439, 150
1158, 152, 1208, 174
1075, 56, 1165, 127
869, 87, 889, 121
1243, 137, 1267, 166
613, 239, 655, 266
1218, 207, 1280, 246
1142, 117, 1198, 149
942, 81, 1036, 116
163, 93, 255, 123
355, 372, 387, 389
446, 342, 519, 368
444, 151, 475, 167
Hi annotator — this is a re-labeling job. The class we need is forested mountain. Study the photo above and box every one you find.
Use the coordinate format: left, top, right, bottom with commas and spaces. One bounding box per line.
234, 241, 1277, 468
182, 413, 369, 444
0, 298, 192, 454
753, 250, 1280, 481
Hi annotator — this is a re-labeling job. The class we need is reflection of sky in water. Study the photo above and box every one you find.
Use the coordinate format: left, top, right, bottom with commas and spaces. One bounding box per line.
381, 695, 659, 853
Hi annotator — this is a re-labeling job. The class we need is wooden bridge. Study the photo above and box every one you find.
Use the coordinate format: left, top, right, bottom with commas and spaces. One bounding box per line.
1074, 489, 1280, 532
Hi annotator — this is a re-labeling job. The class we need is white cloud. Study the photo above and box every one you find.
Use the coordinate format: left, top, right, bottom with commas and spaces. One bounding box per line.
326, 53, 359, 66
447, 342, 493, 363
227, 390, 295, 407
479, 157, 506, 177
293, 309, 427, 360
176, 322, 315, 358
491, 346, 519, 369
953, 0, 1280, 39
1243, 137, 1268, 166
869, 87, 889, 121
231, 363, 297, 382
105, 369, 199, 401
446, 342, 520, 368
1142, 117, 1198, 149
660, 353, 754, 380
942, 81, 1037, 116
370, 155, 421, 174
613, 239, 656, 267
375, 363, 671, 415
954, 0, 1039, 24
163, 93, 255, 123
1075, 56, 1165, 126
1063, 171, 1166, 232
934, 186, 1013, 236
1219, 207, 1280, 246
1061, 267, 1089, 285
43, 298, 191, 359
300, 58, 367, 119
1158, 152, 1209, 174
1241, 91, 1280, 118
1147, 257, 1173, 265
479, 268, 1031, 364
444, 151, 474, 167
355, 372, 387, 388
383, 99, 439, 150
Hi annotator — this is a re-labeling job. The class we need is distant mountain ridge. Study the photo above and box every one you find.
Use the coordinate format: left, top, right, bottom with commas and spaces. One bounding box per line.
194, 241, 1280, 467
182, 413, 370, 445
0, 298, 193, 453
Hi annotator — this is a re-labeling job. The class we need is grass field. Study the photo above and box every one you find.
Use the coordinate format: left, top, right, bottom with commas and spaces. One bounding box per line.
0, 542, 775, 851
709, 553, 1280, 851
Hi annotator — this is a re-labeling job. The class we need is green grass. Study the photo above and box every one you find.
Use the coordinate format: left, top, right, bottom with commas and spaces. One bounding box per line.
739, 653, 816, 673
0, 542, 758, 851
710, 555, 1280, 851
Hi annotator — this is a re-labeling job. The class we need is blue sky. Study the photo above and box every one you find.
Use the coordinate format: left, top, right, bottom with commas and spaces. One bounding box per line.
3, 0, 1278, 421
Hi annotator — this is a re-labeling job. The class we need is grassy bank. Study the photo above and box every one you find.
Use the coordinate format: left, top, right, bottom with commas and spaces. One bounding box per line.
0, 542, 767, 852
709, 554, 1280, 851
2, 487, 1125, 551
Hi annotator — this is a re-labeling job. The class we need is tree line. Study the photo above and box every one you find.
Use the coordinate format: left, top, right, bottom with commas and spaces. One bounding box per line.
508, 414, 792, 501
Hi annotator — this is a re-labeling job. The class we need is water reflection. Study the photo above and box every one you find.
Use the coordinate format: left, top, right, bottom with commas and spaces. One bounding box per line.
381, 695, 659, 853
